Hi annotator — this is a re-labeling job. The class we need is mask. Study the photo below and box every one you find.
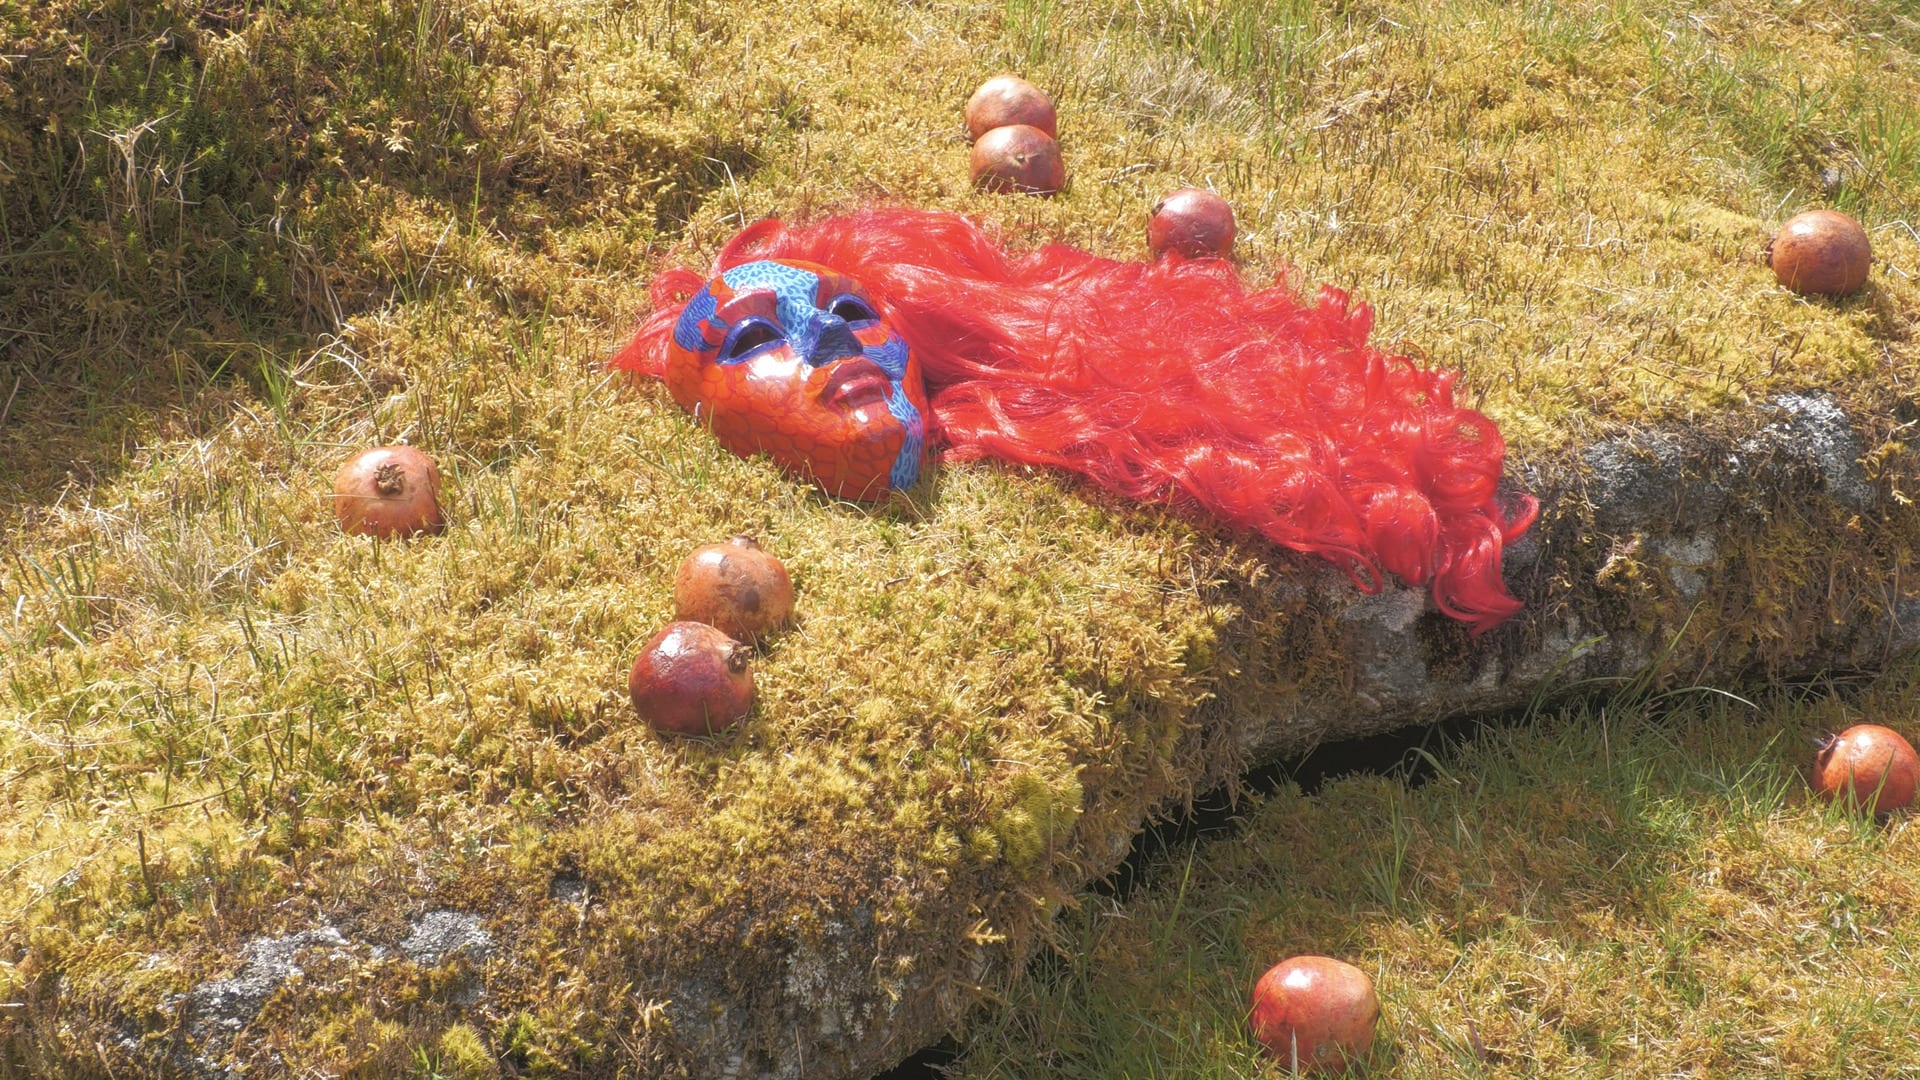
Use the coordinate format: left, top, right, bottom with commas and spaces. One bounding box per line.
665, 259, 927, 500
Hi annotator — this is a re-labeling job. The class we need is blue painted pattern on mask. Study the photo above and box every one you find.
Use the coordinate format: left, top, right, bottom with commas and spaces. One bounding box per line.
672, 287, 722, 352
721, 261, 826, 335
871, 336, 921, 488
867, 335, 924, 489
863, 334, 910, 379
792, 309, 864, 369
887, 392, 925, 491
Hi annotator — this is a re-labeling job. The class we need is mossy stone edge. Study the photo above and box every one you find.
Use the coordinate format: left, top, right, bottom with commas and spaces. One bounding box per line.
13, 390, 1916, 1080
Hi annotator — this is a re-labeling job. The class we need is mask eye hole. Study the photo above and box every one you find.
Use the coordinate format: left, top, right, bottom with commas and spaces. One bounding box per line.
828, 295, 878, 324
719, 320, 782, 362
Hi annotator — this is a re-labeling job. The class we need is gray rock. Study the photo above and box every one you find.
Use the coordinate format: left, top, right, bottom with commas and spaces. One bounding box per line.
548, 870, 590, 906
400, 910, 493, 968
182, 927, 349, 1034
1582, 433, 1692, 530
1237, 392, 1906, 767
1648, 532, 1717, 598
1739, 392, 1874, 511
1886, 594, 1920, 653
1339, 588, 1432, 713
1579, 433, 1732, 530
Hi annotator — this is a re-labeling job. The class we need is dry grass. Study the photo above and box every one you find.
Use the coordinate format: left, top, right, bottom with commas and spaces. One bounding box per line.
2, 0, 1919, 1075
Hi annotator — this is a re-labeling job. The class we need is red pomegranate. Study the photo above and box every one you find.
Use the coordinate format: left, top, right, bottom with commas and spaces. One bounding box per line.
1767, 209, 1871, 297
1148, 188, 1237, 259
1812, 723, 1918, 815
674, 536, 794, 644
331, 446, 445, 539
970, 124, 1064, 196
964, 75, 1057, 142
628, 622, 755, 735
1249, 955, 1380, 1072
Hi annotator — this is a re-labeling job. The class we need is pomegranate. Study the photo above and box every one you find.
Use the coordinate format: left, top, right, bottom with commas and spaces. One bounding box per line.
1767, 209, 1871, 297
1812, 723, 1918, 815
1249, 956, 1380, 1073
629, 622, 755, 735
964, 75, 1057, 142
970, 124, 1064, 196
674, 536, 794, 644
1148, 188, 1237, 259
331, 445, 445, 539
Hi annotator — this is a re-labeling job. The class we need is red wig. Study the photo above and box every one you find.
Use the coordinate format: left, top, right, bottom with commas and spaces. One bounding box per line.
614, 208, 1537, 632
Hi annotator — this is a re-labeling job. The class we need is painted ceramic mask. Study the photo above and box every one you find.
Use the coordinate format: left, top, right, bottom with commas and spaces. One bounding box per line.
665, 259, 928, 500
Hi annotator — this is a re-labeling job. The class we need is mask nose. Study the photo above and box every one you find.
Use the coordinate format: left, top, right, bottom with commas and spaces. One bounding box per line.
797, 312, 863, 368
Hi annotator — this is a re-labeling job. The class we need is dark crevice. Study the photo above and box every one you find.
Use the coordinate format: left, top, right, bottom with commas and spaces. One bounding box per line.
1093, 707, 1502, 903
870, 1038, 958, 1080
1090, 668, 1872, 908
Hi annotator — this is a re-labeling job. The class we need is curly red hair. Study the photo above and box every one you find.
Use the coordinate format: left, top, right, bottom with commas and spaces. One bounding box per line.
614, 208, 1537, 632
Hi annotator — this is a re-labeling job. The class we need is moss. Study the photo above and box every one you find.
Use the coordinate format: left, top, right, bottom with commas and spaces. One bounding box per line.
438, 1023, 501, 1080
498, 1012, 567, 1077
990, 768, 1086, 871
2, 0, 1920, 1074
0, 0, 797, 506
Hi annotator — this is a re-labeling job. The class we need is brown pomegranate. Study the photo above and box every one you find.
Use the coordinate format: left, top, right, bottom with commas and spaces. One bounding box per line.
1767, 209, 1871, 297
1148, 188, 1237, 259
629, 622, 755, 735
964, 75, 1057, 142
674, 536, 794, 644
331, 445, 445, 539
1249, 956, 1380, 1073
1812, 723, 1918, 815
970, 124, 1065, 196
